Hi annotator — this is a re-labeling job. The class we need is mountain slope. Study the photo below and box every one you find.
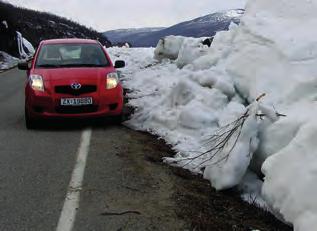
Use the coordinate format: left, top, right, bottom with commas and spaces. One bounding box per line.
103, 9, 244, 47
0, 1, 111, 57
105, 27, 165, 45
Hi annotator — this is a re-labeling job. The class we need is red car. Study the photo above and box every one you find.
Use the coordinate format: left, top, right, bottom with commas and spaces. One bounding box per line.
18, 38, 125, 129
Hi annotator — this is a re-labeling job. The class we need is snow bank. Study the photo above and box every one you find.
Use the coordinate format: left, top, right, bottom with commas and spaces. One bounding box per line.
17, 31, 35, 59
109, 0, 317, 228
154, 35, 211, 68
2, 20, 8, 29
154, 36, 185, 61
0, 51, 18, 71
262, 119, 317, 229
203, 101, 260, 190
0, 32, 34, 71
175, 37, 209, 68
233, 0, 317, 229
22, 37, 35, 55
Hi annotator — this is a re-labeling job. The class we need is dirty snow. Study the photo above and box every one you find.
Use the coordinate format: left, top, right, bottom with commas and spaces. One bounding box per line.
0, 32, 34, 71
0, 51, 19, 71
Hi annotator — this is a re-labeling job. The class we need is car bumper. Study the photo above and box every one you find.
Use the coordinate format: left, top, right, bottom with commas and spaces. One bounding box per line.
26, 86, 124, 119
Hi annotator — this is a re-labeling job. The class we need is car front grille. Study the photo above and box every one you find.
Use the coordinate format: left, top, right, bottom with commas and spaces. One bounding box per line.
55, 85, 97, 96
55, 105, 98, 114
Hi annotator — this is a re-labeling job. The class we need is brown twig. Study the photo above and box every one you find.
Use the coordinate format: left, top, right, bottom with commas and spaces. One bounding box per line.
256, 93, 266, 102
176, 93, 286, 170
100, 210, 141, 216
180, 109, 250, 169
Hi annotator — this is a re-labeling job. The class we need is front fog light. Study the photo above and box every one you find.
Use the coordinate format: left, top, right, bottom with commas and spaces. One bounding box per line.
29, 74, 44, 91
106, 72, 119, 89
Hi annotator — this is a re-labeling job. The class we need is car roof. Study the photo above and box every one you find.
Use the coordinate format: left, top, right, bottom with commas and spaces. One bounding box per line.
40, 38, 99, 45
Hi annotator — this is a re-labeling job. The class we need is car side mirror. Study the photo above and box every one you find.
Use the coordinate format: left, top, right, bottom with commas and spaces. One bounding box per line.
114, 60, 125, 69
18, 62, 30, 70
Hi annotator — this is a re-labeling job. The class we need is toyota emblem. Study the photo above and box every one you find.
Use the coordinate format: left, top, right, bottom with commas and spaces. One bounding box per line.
71, 82, 81, 90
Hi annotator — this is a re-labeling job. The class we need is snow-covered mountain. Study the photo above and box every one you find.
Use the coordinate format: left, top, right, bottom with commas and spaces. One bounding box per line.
104, 27, 165, 46
103, 9, 244, 47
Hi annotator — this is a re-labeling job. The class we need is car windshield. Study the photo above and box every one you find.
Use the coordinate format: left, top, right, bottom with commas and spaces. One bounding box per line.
36, 43, 110, 68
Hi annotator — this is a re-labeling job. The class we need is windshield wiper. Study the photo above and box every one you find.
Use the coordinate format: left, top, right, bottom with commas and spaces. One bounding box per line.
37, 64, 61, 68
59, 63, 106, 67
37, 64, 106, 68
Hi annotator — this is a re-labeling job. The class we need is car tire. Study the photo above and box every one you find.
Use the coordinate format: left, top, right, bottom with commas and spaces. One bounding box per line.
25, 107, 37, 129
112, 114, 123, 125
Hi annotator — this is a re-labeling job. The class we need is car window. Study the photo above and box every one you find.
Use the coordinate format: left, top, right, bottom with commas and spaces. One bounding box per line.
36, 43, 110, 68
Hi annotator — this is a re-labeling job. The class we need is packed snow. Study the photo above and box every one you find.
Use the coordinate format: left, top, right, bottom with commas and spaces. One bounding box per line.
108, 0, 317, 229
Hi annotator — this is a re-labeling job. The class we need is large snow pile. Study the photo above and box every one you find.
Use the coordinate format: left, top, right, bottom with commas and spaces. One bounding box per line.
108, 0, 317, 229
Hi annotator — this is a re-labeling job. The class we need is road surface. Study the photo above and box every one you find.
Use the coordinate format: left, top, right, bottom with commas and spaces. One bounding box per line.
0, 68, 186, 231
0, 68, 293, 231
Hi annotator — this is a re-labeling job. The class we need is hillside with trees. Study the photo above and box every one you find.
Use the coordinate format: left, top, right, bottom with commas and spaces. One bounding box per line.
0, 1, 111, 57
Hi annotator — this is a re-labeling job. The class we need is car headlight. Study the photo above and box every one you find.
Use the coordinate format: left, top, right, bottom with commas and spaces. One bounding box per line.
106, 72, 119, 89
29, 74, 44, 91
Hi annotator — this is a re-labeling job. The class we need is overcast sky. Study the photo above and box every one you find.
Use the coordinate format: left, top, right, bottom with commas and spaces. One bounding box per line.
6, 0, 247, 32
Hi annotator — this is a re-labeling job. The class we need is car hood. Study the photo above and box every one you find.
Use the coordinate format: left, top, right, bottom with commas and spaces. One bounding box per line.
33, 67, 115, 83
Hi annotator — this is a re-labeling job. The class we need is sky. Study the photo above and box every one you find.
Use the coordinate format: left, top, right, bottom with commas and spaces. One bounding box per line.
5, 0, 247, 32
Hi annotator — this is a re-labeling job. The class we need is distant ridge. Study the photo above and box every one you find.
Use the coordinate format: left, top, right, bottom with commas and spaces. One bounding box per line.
103, 9, 244, 47
104, 27, 165, 44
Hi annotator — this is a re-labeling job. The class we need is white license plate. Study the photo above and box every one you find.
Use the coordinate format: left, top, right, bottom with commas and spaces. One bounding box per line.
61, 97, 93, 106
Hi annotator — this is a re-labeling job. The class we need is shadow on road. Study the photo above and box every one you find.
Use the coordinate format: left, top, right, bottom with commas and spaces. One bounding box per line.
27, 105, 134, 131
31, 118, 122, 131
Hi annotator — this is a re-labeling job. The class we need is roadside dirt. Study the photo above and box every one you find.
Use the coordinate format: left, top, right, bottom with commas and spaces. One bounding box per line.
21, 119, 292, 230
60, 118, 292, 230
127, 129, 292, 231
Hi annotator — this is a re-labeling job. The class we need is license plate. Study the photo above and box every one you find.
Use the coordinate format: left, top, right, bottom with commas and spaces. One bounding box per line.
60, 97, 93, 106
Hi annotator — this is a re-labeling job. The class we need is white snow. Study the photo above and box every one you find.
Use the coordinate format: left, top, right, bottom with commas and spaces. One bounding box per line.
262, 119, 317, 229
225, 9, 244, 18
22, 37, 35, 55
203, 101, 260, 190
17, 31, 35, 59
17, 31, 28, 59
154, 36, 185, 61
2, 20, 8, 29
108, 0, 317, 229
175, 37, 209, 68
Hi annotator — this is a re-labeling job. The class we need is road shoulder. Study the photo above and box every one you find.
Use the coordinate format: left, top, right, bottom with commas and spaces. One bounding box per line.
75, 125, 291, 231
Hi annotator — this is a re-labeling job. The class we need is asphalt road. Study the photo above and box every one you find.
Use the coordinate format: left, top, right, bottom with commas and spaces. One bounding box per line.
0, 68, 186, 231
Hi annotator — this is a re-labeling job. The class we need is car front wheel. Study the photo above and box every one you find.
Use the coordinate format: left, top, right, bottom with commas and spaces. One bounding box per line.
112, 114, 123, 125
25, 107, 37, 129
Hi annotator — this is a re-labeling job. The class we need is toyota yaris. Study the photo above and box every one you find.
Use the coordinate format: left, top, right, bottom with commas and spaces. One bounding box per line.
18, 39, 125, 129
